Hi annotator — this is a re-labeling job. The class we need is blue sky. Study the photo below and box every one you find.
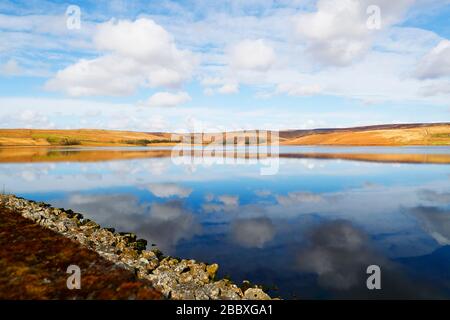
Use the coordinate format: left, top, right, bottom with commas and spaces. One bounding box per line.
0, 0, 449, 132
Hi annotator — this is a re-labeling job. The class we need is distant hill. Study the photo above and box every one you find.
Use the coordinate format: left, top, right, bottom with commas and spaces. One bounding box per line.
278, 123, 450, 146
0, 129, 172, 147
0, 123, 449, 147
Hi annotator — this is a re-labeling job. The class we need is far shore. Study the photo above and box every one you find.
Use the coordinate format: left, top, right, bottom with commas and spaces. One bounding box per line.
0, 145, 449, 164
0, 122, 449, 148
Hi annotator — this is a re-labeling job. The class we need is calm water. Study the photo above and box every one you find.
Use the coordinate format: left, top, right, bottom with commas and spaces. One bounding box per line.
2, 146, 450, 299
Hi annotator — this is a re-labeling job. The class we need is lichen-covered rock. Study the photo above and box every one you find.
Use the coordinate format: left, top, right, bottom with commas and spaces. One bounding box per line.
206, 263, 219, 279
140, 250, 159, 271
244, 288, 271, 300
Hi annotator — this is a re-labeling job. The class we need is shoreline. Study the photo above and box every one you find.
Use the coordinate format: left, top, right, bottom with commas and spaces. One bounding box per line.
0, 194, 272, 300
0, 146, 450, 165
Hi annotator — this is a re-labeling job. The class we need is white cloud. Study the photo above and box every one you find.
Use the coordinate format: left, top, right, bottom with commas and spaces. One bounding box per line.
415, 40, 450, 79
146, 91, 191, 107
46, 18, 196, 97
201, 77, 239, 95
146, 183, 192, 198
228, 39, 275, 71
217, 83, 239, 94
0, 59, 22, 76
0, 109, 54, 129
294, 0, 413, 66
276, 83, 322, 96
420, 82, 450, 97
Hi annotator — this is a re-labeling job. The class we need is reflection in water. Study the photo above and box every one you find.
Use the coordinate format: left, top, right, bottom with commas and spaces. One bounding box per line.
1, 146, 450, 298
297, 220, 376, 290
410, 206, 450, 245
146, 183, 192, 198
2, 146, 450, 164
419, 189, 450, 204
58, 194, 202, 253
230, 218, 276, 248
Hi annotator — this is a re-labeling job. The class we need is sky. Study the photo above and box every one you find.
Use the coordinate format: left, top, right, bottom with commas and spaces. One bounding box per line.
0, 0, 449, 132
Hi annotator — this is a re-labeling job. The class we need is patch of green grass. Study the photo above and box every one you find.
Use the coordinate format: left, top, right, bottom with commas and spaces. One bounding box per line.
31, 134, 81, 145
431, 133, 450, 139
45, 136, 60, 144
32, 134, 81, 146
123, 139, 174, 145
59, 138, 81, 146
44, 137, 80, 146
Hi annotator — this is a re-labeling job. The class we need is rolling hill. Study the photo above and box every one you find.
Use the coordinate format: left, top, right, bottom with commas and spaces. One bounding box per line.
0, 123, 449, 147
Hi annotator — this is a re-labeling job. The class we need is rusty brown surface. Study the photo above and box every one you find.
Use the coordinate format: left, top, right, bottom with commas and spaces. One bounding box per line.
0, 205, 162, 300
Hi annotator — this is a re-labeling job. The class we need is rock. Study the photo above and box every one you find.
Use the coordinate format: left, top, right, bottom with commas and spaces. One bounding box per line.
203, 283, 220, 299
82, 219, 100, 229
206, 263, 219, 279
134, 238, 147, 252
244, 288, 271, 300
120, 247, 139, 260
150, 248, 164, 259
140, 250, 159, 271
118, 232, 137, 242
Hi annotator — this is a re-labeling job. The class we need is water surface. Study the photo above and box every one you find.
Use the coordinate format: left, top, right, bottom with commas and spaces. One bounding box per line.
2, 146, 450, 299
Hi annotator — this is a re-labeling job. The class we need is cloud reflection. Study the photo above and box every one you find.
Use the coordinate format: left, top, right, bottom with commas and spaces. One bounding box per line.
60, 194, 201, 254
297, 220, 380, 290
230, 217, 275, 248
146, 183, 192, 198
410, 206, 450, 245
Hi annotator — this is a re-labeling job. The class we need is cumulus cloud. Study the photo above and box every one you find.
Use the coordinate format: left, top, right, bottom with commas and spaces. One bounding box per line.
146, 91, 191, 107
295, 0, 413, 66
228, 39, 275, 71
230, 217, 276, 248
414, 40, 450, 79
146, 183, 192, 198
46, 18, 196, 97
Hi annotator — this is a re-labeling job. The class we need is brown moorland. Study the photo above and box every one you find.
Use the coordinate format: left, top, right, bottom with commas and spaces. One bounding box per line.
0, 205, 162, 300
0, 123, 449, 147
